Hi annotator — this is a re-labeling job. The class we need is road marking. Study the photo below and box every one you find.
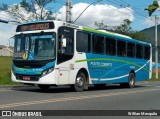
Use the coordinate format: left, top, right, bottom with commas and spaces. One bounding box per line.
0, 88, 160, 109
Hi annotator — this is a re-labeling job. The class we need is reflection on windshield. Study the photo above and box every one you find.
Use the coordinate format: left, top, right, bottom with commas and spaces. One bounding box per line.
14, 32, 56, 60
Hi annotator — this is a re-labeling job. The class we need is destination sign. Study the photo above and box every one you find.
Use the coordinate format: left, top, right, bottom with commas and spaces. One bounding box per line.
16, 22, 54, 32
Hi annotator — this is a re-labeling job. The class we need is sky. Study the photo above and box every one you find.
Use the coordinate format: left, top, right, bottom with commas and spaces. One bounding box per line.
0, 0, 159, 45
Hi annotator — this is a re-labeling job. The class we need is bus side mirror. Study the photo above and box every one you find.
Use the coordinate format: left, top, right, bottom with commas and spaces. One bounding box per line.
8, 36, 15, 47
62, 38, 66, 47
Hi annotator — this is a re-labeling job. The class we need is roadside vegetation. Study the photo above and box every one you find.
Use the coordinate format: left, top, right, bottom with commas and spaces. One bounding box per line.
0, 56, 21, 85
149, 72, 160, 81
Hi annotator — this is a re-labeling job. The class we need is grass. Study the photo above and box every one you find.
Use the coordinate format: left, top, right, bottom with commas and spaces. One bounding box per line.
149, 72, 160, 81
0, 56, 21, 85
0, 56, 159, 85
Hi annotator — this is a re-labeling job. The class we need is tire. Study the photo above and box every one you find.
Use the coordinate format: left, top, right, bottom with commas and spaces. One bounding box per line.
73, 72, 86, 92
120, 72, 135, 88
38, 84, 50, 90
128, 72, 136, 88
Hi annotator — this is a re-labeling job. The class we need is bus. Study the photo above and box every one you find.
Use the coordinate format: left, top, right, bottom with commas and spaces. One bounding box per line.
11, 20, 152, 92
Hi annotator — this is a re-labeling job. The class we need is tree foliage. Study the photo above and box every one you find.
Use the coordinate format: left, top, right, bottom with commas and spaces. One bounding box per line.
0, 0, 56, 22
95, 19, 146, 41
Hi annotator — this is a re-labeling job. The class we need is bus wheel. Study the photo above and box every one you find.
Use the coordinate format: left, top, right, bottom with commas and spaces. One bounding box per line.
38, 84, 50, 90
74, 72, 86, 92
128, 72, 136, 88
120, 72, 135, 88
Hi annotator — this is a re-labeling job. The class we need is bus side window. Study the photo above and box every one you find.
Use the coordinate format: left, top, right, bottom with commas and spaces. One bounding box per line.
76, 31, 90, 52
127, 42, 135, 58
117, 40, 126, 57
92, 35, 104, 54
106, 38, 116, 55
136, 44, 143, 59
144, 46, 150, 59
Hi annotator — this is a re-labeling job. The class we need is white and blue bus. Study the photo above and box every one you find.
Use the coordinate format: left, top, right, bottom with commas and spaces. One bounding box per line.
12, 20, 152, 91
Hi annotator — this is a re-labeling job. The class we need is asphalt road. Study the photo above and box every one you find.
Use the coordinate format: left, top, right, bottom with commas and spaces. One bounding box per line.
0, 81, 160, 119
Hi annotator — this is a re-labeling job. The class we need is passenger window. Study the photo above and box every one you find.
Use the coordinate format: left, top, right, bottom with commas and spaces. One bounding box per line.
92, 35, 104, 54
117, 40, 126, 57
76, 31, 90, 52
136, 44, 143, 59
127, 42, 135, 58
144, 46, 150, 59
106, 38, 116, 55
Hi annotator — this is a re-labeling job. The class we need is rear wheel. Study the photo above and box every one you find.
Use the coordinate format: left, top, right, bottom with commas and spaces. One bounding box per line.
38, 84, 50, 90
72, 72, 87, 92
120, 72, 135, 88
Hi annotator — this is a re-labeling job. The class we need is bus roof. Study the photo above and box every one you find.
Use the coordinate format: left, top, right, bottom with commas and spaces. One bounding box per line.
82, 26, 151, 46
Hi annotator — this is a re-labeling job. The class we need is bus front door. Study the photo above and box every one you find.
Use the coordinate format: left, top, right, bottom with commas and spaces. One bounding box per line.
57, 26, 74, 85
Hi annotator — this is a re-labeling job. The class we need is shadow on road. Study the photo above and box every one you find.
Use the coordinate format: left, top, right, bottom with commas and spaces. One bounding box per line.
11, 84, 146, 94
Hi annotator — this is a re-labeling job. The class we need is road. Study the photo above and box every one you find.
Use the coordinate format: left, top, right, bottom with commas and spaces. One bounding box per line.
0, 81, 160, 119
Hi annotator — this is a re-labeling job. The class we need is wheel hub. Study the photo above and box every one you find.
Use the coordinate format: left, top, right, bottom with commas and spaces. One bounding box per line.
76, 77, 84, 87
129, 75, 135, 86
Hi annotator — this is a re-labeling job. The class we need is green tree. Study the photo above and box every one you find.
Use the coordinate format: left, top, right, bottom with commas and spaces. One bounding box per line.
114, 19, 132, 34
95, 20, 108, 30
95, 19, 146, 41
145, 0, 159, 16
0, 0, 56, 22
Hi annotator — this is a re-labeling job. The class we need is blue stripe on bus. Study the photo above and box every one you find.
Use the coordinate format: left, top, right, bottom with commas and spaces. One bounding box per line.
13, 61, 55, 75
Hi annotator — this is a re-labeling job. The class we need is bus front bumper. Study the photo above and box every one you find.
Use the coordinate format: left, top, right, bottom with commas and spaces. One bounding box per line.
11, 71, 57, 85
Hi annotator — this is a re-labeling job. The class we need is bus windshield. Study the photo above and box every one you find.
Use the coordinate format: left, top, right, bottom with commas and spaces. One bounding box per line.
14, 32, 56, 60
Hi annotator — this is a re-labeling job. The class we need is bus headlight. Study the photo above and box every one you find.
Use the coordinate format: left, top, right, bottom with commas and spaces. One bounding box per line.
42, 67, 54, 76
48, 67, 54, 73
42, 70, 48, 76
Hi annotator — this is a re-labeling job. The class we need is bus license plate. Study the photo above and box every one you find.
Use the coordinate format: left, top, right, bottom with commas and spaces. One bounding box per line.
23, 76, 30, 81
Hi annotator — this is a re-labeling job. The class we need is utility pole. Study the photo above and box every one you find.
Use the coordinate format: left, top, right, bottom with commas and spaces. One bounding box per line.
145, 0, 159, 79
66, 0, 72, 23
155, 15, 159, 79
